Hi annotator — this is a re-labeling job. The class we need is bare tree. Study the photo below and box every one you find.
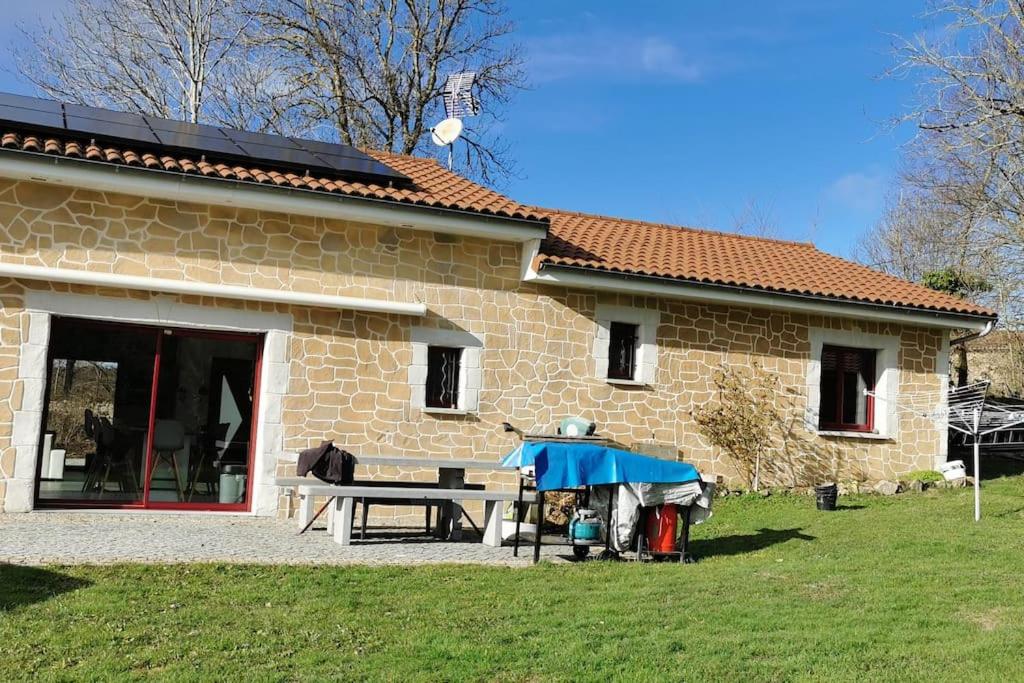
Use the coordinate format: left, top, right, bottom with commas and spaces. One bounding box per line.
855, 178, 1018, 386
15, 0, 524, 182
15, 0, 274, 126
250, 0, 524, 183
731, 198, 780, 238
871, 0, 1024, 325
857, 189, 981, 281
892, 2, 1024, 301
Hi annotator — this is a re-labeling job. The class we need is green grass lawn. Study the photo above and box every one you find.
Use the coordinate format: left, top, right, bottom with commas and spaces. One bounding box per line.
4, 476, 1024, 682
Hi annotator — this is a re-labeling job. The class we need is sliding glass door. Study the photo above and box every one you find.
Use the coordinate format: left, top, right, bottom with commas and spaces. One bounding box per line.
146, 331, 259, 508
37, 319, 156, 505
36, 318, 262, 511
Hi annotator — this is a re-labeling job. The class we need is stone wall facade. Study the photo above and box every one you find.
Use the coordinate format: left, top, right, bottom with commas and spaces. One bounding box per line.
0, 179, 950, 516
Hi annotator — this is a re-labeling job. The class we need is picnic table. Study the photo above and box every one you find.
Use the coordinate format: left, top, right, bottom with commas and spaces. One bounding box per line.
276, 455, 532, 546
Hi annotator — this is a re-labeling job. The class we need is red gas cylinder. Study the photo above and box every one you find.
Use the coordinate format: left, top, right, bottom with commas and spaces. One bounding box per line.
645, 504, 678, 554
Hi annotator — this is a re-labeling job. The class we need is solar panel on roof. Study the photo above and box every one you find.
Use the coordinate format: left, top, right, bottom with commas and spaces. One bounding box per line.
0, 92, 62, 113
142, 115, 205, 136
152, 130, 247, 158
308, 151, 395, 179
0, 104, 63, 130
289, 137, 368, 159
65, 103, 146, 126
65, 115, 160, 145
0, 92, 409, 184
231, 142, 323, 171
223, 128, 301, 148
0, 93, 64, 129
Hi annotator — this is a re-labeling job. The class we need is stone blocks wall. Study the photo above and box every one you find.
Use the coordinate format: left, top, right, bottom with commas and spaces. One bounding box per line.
0, 179, 949, 516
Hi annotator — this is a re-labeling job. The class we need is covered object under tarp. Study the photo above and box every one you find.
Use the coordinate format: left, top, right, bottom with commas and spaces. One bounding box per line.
501, 441, 701, 490
501, 442, 714, 555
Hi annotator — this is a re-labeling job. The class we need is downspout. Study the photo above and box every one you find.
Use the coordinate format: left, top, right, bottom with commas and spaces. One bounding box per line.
949, 319, 995, 346
519, 238, 542, 282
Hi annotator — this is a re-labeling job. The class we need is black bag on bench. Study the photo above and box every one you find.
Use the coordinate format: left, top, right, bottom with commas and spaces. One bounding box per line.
297, 441, 355, 485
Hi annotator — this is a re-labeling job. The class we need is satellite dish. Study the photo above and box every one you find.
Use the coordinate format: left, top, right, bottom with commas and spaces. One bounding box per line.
431, 117, 463, 146
432, 72, 479, 169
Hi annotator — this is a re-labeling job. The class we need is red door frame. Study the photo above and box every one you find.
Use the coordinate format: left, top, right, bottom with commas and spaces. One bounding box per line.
33, 317, 156, 510
144, 326, 264, 512
34, 317, 264, 512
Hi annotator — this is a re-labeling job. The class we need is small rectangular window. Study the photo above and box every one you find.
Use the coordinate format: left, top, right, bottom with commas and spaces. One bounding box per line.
819, 345, 876, 431
425, 346, 461, 409
607, 322, 639, 381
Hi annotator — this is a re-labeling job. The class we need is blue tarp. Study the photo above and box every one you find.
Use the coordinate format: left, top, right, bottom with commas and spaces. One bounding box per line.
501, 441, 701, 491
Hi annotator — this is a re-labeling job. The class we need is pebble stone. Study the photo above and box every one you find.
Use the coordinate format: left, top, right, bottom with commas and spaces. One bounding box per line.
0, 512, 572, 566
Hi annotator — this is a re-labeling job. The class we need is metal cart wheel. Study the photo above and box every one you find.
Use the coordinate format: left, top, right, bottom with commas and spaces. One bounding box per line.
572, 545, 591, 560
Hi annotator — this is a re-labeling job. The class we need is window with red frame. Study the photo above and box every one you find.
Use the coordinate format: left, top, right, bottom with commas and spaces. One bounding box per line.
819, 345, 876, 431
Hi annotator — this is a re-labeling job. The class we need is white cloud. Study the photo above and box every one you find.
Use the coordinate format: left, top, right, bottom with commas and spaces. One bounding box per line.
526, 30, 704, 84
639, 37, 703, 80
824, 169, 888, 212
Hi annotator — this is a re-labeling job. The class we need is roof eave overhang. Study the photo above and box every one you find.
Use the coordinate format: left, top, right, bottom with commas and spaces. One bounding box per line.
526, 261, 996, 331
0, 149, 549, 243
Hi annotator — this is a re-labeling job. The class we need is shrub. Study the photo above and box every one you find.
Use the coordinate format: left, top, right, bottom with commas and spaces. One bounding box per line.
692, 363, 780, 491
906, 469, 944, 483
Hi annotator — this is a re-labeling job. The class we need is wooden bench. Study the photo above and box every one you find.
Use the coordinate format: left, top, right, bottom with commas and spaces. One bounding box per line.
288, 481, 538, 547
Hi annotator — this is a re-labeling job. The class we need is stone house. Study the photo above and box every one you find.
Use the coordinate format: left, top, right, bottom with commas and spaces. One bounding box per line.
0, 94, 997, 516
962, 330, 1024, 397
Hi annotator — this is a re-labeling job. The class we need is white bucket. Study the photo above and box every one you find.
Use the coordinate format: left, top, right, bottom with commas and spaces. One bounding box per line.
939, 460, 967, 481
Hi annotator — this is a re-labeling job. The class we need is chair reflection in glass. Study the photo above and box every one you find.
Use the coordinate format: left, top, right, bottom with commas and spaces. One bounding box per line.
187, 422, 232, 502
81, 409, 139, 498
151, 419, 187, 501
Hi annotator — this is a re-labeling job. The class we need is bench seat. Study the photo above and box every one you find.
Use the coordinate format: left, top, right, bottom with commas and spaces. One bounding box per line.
286, 481, 537, 547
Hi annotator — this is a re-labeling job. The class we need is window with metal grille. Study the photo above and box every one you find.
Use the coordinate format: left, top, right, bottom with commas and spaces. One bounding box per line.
819, 345, 876, 431
425, 346, 462, 409
607, 322, 639, 381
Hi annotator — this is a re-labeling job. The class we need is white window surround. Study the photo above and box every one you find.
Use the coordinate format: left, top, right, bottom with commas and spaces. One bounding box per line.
934, 334, 952, 468
805, 328, 900, 440
408, 327, 483, 414
593, 304, 659, 385
6, 291, 291, 516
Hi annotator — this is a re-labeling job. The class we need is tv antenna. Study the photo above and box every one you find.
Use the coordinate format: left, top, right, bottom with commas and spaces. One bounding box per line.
431, 71, 479, 169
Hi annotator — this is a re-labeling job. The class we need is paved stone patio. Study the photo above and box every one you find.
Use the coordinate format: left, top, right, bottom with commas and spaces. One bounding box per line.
0, 512, 573, 566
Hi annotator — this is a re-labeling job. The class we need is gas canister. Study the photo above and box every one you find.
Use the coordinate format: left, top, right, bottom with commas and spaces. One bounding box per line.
645, 504, 678, 554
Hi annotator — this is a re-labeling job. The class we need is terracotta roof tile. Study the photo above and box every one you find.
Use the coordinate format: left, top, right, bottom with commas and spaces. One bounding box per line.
0, 129, 546, 222
0, 126, 995, 318
535, 208, 995, 318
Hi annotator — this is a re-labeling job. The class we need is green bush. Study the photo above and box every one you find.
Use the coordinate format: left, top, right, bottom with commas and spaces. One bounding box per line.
906, 469, 944, 483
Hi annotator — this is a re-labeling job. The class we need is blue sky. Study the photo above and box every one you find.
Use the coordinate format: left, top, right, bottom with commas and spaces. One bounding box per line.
0, 1, 934, 258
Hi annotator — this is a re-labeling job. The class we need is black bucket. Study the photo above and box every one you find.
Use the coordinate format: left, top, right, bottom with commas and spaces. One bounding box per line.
815, 483, 838, 511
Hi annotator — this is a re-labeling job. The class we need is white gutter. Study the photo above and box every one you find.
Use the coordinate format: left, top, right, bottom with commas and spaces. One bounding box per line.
0, 262, 427, 316
950, 319, 995, 345
0, 152, 548, 243
524, 265, 994, 331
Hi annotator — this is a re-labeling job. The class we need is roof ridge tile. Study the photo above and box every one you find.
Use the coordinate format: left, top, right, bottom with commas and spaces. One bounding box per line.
533, 206, 818, 249
535, 205, 995, 318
